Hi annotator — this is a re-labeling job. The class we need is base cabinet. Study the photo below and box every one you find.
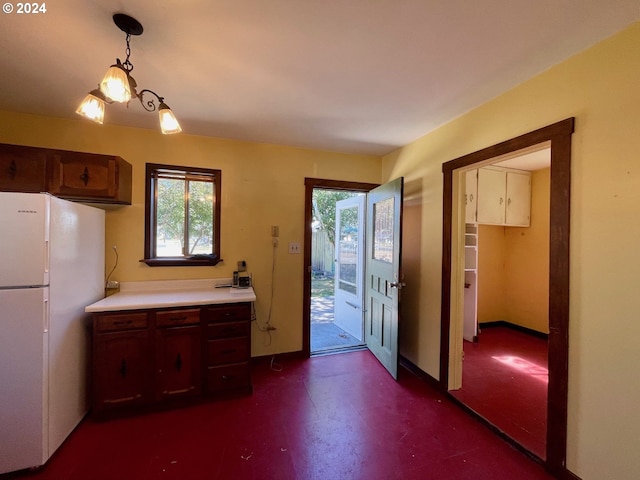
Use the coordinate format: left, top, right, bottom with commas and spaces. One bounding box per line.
93, 314, 153, 412
156, 325, 202, 401
92, 303, 251, 415
202, 303, 252, 395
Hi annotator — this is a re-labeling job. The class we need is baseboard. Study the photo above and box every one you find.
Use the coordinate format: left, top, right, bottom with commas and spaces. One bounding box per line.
561, 468, 582, 480
251, 350, 306, 364
479, 320, 548, 340
399, 355, 443, 391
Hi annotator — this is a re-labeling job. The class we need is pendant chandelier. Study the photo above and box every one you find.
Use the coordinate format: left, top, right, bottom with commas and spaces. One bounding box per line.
76, 14, 182, 134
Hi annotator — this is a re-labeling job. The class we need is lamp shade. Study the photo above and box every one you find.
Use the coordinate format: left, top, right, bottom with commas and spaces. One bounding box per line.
76, 90, 106, 124
158, 103, 182, 134
100, 63, 131, 103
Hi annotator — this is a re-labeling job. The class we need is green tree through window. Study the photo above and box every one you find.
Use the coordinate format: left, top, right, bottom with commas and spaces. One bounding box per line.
143, 164, 221, 266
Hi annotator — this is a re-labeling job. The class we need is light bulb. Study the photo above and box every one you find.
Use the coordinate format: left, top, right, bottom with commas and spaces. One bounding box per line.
99, 64, 131, 103
159, 104, 182, 134
76, 90, 106, 124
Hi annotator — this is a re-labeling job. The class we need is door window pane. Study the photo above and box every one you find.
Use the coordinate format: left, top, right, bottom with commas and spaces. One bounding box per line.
338, 205, 358, 294
373, 197, 394, 263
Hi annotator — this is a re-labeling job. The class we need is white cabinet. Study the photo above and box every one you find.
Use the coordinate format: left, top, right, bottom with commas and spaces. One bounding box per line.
476, 166, 531, 226
465, 170, 478, 223
505, 170, 531, 225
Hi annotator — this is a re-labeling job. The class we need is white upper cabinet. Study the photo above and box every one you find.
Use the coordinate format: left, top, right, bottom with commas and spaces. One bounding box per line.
505, 170, 531, 226
465, 170, 478, 223
475, 166, 531, 227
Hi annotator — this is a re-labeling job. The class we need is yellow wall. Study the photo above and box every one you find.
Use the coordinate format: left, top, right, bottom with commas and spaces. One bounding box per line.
383, 22, 640, 480
0, 111, 381, 357
477, 224, 507, 324
504, 168, 550, 333
477, 168, 550, 333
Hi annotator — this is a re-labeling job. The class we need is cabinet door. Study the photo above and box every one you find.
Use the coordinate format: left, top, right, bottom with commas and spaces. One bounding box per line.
477, 168, 506, 225
156, 325, 202, 401
505, 171, 531, 226
49, 151, 117, 199
0, 144, 47, 192
465, 169, 478, 223
93, 330, 153, 412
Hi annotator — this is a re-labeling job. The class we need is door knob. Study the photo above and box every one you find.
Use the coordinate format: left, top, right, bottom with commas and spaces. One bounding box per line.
389, 281, 406, 289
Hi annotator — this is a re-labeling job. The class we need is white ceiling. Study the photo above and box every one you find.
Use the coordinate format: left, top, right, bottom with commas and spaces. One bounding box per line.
1, 1, 638, 156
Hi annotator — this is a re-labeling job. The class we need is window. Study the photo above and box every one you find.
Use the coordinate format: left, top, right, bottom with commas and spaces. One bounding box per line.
143, 163, 221, 266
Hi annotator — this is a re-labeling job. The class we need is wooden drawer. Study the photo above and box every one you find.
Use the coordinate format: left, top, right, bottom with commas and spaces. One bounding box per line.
156, 308, 200, 328
202, 304, 251, 323
207, 321, 250, 339
95, 312, 149, 333
207, 337, 249, 365
207, 363, 251, 393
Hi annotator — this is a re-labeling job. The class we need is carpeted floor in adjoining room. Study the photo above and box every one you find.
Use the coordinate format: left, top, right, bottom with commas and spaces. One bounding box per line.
7, 350, 554, 480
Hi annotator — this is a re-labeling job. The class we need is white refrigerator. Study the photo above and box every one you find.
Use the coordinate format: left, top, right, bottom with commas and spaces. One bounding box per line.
0, 192, 105, 474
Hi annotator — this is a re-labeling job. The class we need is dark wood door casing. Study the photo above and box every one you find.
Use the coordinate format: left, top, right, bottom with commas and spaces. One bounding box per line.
302, 178, 379, 357
440, 118, 574, 477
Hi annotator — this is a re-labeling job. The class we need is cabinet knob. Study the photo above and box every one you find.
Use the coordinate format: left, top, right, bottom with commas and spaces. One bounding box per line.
80, 167, 90, 186
8, 160, 17, 179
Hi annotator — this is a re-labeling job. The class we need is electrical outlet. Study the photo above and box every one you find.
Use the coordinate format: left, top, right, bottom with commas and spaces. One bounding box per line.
237, 260, 247, 272
288, 242, 301, 254
106, 280, 119, 290
271, 225, 279, 237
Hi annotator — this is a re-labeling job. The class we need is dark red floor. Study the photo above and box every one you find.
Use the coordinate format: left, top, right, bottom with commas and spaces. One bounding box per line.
450, 326, 548, 458
7, 350, 553, 480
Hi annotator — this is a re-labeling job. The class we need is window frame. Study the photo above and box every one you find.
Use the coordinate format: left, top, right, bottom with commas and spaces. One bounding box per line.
142, 163, 222, 267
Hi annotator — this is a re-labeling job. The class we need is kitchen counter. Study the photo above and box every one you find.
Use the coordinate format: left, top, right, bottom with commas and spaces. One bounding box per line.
85, 278, 256, 313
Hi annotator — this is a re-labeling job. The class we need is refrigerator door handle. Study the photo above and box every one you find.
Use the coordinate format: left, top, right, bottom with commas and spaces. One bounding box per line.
44, 240, 50, 275
43, 297, 49, 333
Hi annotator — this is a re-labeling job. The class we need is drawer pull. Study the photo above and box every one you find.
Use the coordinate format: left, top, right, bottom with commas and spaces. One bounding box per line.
113, 320, 133, 326
175, 353, 183, 372
80, 166, 90, 186
119, 359, 127, 378
8, 160, 17, 179
221, 349, 237, 355
169, 316, 188, 322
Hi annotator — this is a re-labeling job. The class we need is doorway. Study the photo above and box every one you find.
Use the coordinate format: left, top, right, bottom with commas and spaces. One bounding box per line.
440, 118, 573, 476
451, 149, 551, 459
310, 189, 366, 354
303, 179, 378, 357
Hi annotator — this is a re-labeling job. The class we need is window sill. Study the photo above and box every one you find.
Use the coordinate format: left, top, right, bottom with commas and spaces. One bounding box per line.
140, 255, 222, 267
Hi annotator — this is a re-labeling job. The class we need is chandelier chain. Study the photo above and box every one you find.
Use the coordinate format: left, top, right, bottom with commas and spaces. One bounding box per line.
123, 33, 134, 73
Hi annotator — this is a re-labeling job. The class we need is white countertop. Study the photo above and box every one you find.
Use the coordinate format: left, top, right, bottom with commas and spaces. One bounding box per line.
85, 278, 256, 313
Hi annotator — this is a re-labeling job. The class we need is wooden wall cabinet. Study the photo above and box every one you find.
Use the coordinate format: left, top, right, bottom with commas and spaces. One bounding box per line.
92, 303, 252, 415
0, 144, 47, 192
48, 151, 132, 204
0, 142, 132, 205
